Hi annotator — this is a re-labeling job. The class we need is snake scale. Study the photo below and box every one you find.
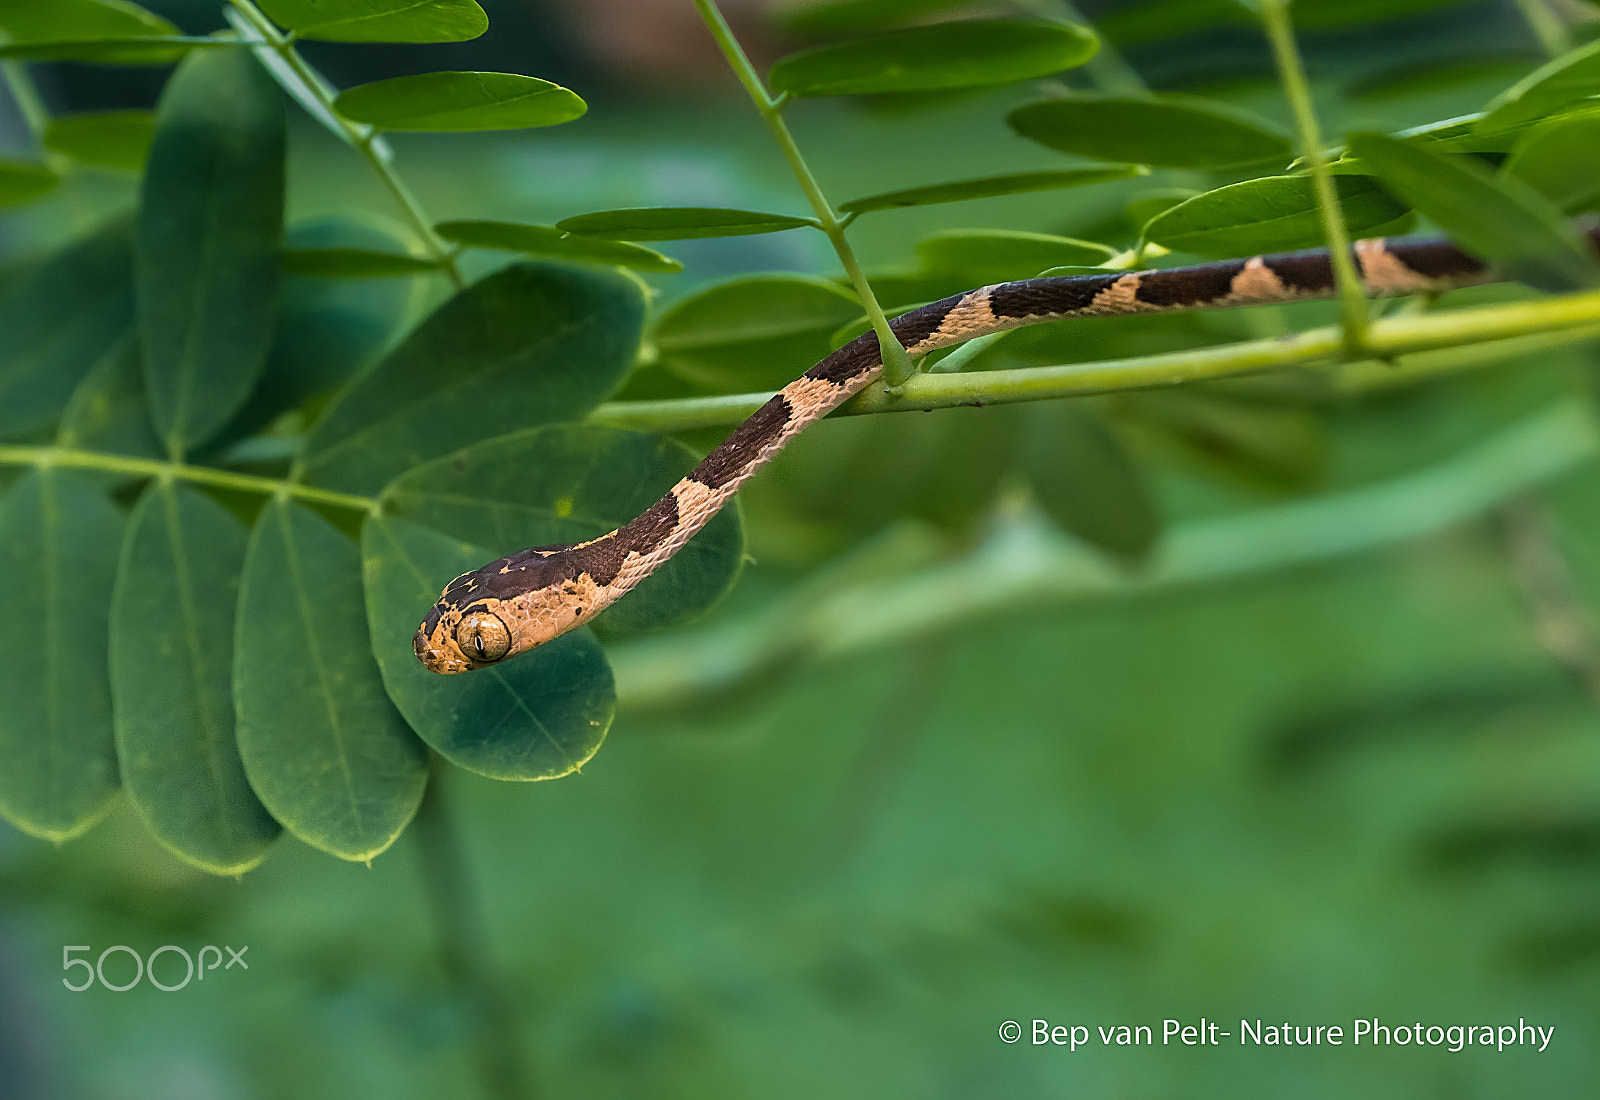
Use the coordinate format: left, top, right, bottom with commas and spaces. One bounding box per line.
414, 228, 1600, 673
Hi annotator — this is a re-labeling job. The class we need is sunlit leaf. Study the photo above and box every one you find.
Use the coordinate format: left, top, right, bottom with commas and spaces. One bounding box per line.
1503, 111, 1600, 214
1009, 94, 1292, 169
1144, 175, 1409, 256
1126, 187, 1198, 231
916, 229, 1116, 282
257, 0, 487, 43
0, 0, 175, 39
111, 482, 280, 875
0, 217, 134, 441
235, 498, 427, 862
382, 424, 745, 636
362, 517, 613, 779
651, 274, 860, 392
839, 166, 1145, 216
0, 158, 57, 206
1480, 38, 1600, 132
42, 110, 155, 171
299, 262, 645, 494
769, 18, 1098, 96
138, 46, 285, 453
334, 72, 586, 132
1347, 130, 1600, 291
0, 470, 123, 842
555, 207, 814, 241
0, 36, 224, 65
436, 220, 683, 272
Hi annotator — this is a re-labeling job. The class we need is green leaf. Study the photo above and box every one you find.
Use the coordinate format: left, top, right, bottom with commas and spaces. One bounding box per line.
138, 46, 286, 453
111, 483, 280, 875
0, 37, 224, 65
1503, 111, 1600, 214
651, 274, 860, 392
281, 248, 443, 278
1009, 94, 1292, 169
1023, 404, 1160, 563
361, 516, 613, 779
773, 0, 970, 36
234, 498, 427, 861
0, 217, 134, 441
838, 166, 1145, 216
554, 207, 814, 241
382, 424, 745, 635
256, 0, 487, 43
1346, 130, 1600, 292
56, 335, 162, 464
768, 18, 1098, 97
218, 216, 419, 445
299, 262, 645, 494
0, 469, 123, 841
1125, 187, 1198, 231
436, 220, 683, 272
0, 0, 175, 39
0, 157, 57, 206
334, 72, 586, 132
1130, 389, 1328, 492
1480, 38, 1600, 132
42, 110, 155, 171
916, 229, 1116, 282
1143, 175, 1410, 256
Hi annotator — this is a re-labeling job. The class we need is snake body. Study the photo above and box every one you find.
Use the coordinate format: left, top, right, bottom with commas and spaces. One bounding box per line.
414, 229, 1600, 674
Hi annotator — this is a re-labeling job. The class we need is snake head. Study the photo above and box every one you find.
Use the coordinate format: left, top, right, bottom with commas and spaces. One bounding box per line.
414, 600, 515, 675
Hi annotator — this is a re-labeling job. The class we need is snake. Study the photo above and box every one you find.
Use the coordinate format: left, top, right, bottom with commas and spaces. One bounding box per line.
413, 227, 1600, 674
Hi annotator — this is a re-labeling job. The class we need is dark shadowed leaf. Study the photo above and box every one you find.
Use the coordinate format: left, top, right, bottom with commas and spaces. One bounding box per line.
298, 262, 645, 494
362, 517, 614, 779
382, 424, 745, 635
1129, 389, 1329, 492
56, 335, 162, 466
1144, 175, 1409, 256
1503, 111, 1600, 215
769, 18, 1098, 96
235, 498, 427, 861
334, 72, 586, 131
555, 207, 814, 241
0, 217, 134, 440
43, 110, 154, 170
1480, 38, 1600, 132
0, 158, 57, 206
138, 46, 285, 453
111, 483, 280, 875
839, 166, 1145, 215
281, 248, 444, 278
437, 220, 683, 272
651, 274, 860, 392
257, 0, 488, 43
0, 470, 123, 841
1024, 404, 1160, 563
916, 229, 1116, 282
1347, 130, 1600, 291
0, 0, 175, 39
1009, 94, 1292, 169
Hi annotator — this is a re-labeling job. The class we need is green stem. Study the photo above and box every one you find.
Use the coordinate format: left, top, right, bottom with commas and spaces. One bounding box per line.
589, 289, 1600, 431
1511, 0, 1573, 58
412, 756, 534, 1100
1257, 0, 1369, 358
609, 400, 1599, 714
226, 0, 464, 289
691, 0, 918, 390
0, 445, 379, 514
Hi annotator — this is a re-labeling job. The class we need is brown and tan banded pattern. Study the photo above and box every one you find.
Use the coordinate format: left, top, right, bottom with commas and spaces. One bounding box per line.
414, 228, 1600, 673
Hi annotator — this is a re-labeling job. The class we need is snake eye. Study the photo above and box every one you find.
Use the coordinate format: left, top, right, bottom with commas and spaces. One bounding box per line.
456, 611, 512, 663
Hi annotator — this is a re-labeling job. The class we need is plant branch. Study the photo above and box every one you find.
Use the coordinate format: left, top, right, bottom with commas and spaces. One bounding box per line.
1256, 0, 1369, 358
691, 0, 918, 389
226, 0, 464, 288
1512, 0, 1573, 58
412, 756, 535, 1100
0, 444, 379, 513
591, 289, 1600, 431
609, 400, 1599, 714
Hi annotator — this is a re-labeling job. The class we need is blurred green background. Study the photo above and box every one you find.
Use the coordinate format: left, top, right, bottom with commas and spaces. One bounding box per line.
4, 1, 1600, 1096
